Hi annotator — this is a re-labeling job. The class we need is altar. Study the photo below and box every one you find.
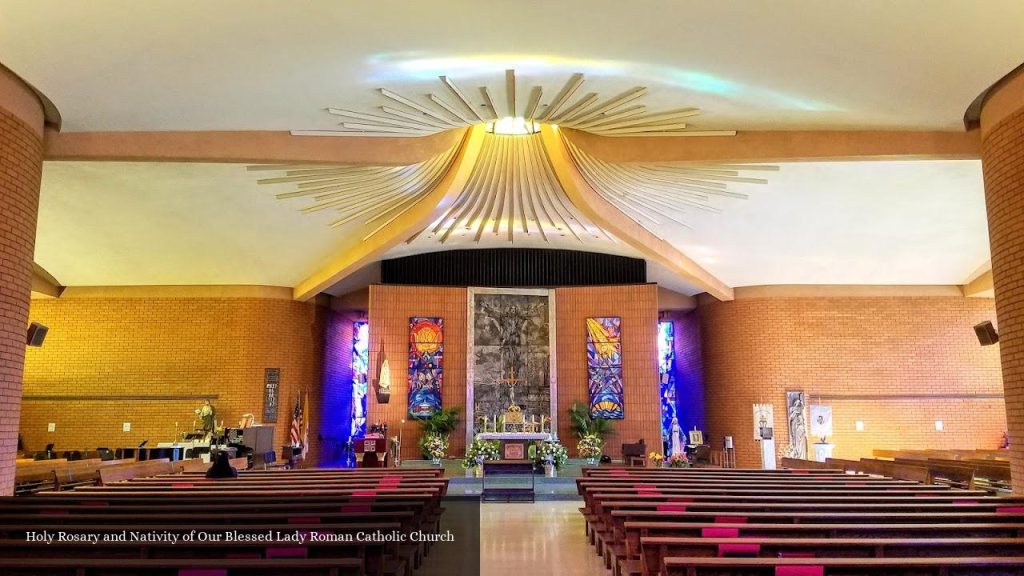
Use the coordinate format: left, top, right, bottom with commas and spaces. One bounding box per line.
476, 432, 552, 460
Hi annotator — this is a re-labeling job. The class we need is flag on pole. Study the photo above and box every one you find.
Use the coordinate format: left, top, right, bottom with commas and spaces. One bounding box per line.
289, 393, 303, 447
300, 389, 310, 461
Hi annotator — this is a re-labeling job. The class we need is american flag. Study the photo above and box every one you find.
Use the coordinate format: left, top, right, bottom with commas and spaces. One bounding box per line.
289, 393, 303, 447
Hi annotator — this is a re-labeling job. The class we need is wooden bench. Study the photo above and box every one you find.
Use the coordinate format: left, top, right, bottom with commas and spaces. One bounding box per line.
663, 555, 1024, 576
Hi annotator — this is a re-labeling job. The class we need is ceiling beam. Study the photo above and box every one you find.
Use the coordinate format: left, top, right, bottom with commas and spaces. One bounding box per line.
292, 125, 487, 301
43, 127, 981, 165
962, 261, 994, 297
562, 128, 981, 163
538, 124, 734, 301
43, 128, 464, 165
31, 262, 63, 298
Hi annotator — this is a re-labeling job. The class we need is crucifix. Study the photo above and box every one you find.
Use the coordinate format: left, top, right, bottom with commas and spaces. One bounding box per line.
502, 365, 522, 408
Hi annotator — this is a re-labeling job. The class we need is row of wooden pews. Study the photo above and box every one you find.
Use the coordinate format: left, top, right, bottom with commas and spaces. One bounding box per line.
576, 466, 1024, 576
2, 467, 449, 575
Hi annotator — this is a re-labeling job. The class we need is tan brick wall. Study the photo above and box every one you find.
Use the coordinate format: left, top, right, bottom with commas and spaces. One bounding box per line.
982, 103, 1024, 493
699, 297, 1006, 468
0, 106, 43, 494
367, 285, 468, 461
555, 284, 662, 458
367, 284, 662, 460
22, 297, 326, 465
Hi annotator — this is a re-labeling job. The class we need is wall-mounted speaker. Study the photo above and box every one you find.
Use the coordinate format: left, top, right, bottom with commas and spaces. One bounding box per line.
974, 321, 999, 346
26, 323, 48, 347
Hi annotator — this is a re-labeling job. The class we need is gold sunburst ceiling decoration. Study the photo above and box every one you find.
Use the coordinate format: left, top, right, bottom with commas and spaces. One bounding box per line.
294, 69, 737, 138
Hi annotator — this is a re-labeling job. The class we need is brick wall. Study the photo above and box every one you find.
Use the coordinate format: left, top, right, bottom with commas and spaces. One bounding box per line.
367, 285, 468, 461
22, 297, 327, 465
699, 297, 1006, 467
320, 308, 364, 466
555, 284, 662, 458
367, 284, 662, 460
982, 102, 1024, 493
0, 106, 43, 494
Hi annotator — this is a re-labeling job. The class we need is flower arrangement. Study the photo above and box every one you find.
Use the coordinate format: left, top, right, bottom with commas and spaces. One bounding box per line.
666, 452, 691, 468
422, 433, 448, 462
461, 438, 500, 469
536, 440, 569, 470
577, 434, 604, 460
648, 451, 665, 466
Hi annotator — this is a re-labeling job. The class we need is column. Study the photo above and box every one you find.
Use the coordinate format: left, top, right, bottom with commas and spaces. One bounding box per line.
980, 68, 1024, 494
0, 65, 45, 495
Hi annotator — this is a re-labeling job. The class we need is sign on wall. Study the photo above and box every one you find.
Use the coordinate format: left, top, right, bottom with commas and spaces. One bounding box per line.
753, 403, 774, 440
263, 368, 280, 423
809, 404, 833, 440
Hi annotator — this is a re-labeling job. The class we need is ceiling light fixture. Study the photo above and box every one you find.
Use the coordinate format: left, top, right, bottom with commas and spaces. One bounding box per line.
486, 116, 540, 135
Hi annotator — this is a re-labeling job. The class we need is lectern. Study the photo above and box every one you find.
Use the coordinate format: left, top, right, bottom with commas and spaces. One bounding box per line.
354, 435, 388, 468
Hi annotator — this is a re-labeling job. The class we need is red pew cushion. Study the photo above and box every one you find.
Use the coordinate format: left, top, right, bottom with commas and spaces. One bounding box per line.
701, 527, 739, 538
775, 566, 824, 576
266, 547, 308, 558
714, 516, 748, 524
718, 543, 760, 557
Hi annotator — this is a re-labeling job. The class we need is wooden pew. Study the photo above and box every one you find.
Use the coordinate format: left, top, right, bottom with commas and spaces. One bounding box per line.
663, 555, 1024, 575
98, 458, 175, 485
642, 536, 1024, 576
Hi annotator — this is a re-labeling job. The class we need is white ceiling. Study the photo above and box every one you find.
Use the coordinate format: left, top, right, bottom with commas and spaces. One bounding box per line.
662, 160, 989, 287
35, 159, 990, 292
3, 1, 1023, 132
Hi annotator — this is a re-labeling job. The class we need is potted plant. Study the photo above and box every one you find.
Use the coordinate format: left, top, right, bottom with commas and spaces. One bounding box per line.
666, 452, 691, 468
536, 440, 568, 477
422, 433, 448, 465
462, 438, 500, 477
577, 434, 604, 465
568, 402, 613, 440
416, 407, 460, 460
648, 451, 665, 467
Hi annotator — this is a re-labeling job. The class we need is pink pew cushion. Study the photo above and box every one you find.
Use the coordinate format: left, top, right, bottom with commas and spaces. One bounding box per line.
633, 484, 657, 490
701, 527, 739, 538
353, 490, 377, 496
638, 490, 661, 497
656, 504, 687, 512
39, 509, 69, 516
718, 543, 760, 557
714, 516, 748, 524
266, 546, 308, 558
775, 566, 824, 576
997, 506, 1024, 515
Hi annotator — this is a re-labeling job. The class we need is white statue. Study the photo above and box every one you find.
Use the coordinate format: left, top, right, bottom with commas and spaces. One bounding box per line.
670, 417, 683, 456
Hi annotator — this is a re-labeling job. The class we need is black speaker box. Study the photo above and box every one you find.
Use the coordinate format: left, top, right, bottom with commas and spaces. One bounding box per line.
26, 323, 48, 347
974, 321, 999, 346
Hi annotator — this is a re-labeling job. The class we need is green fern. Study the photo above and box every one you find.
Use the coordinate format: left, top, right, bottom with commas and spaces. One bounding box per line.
568, 401, 613, 439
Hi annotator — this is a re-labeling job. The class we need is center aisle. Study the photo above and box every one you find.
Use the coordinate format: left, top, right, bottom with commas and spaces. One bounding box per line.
480, 501, 607, 576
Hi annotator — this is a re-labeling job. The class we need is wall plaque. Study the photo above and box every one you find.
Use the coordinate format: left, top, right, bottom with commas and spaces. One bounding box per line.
263, 368, 280, 423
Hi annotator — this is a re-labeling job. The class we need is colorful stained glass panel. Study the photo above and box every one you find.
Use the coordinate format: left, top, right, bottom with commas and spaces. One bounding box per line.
408, 317, 444, 418
586, 316, 624, 419
350, 321, 369, 439
657, 321, 679, 454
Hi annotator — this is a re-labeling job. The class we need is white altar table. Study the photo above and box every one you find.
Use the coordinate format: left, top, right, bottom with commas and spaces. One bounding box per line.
475, 432, 552, 442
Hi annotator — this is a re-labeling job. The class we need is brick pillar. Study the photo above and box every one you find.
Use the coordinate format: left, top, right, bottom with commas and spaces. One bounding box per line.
980, 69, 1024, 494
0, 66, 44, 495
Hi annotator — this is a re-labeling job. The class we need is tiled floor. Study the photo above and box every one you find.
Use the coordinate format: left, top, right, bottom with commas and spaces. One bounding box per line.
479, 501, 607, 576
